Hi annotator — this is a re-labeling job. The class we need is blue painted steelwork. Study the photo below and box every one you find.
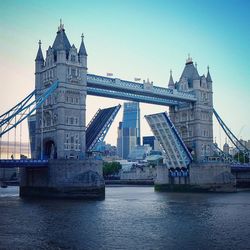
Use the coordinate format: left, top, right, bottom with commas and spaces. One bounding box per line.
231, 164, 250, 172
163, 112, 193, 163
213, 109, 249, 153
0, 159, 48, 168
169, 169, 189, 177
87, 87, 181, 106
0, 81, 59, 137
86, 105, 121, 152
145, 112, 192, 169
87, 74, 196, 106
0, 91, 35, 123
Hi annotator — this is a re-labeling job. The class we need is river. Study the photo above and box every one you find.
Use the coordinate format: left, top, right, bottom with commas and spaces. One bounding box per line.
1, 186, 250, 249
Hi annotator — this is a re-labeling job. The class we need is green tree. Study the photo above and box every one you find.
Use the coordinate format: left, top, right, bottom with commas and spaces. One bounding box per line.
234, 152, 249, 163
103, 162, 122, 177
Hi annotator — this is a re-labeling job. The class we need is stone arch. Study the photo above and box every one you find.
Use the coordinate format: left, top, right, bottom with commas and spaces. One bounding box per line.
44, 138, 57, 159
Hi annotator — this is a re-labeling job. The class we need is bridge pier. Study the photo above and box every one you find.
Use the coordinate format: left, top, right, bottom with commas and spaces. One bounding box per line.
20, 159, 105, 199
231, 167, 250, 189
155, 163, 236, 192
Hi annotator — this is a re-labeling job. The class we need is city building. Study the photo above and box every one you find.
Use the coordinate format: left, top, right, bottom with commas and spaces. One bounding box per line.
128, 144, 152, 161
143, 136, 155, 149
143, 135, 162, 152
94, 141, 117, 156
238, 139, 250, 151
117, 102, 140, 159
120, 164, 156, 181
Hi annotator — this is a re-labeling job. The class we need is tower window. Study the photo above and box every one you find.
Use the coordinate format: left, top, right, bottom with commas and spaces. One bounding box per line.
71, 68, 76, 77
71, 55, 76, 62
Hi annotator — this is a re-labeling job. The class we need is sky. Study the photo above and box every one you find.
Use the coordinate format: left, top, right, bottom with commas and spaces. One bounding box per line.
0, 0, 249, 148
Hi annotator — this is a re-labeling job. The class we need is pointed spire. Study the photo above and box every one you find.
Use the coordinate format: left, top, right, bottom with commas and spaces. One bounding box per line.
206, 65, 212, 82
168, 69, 175, 89
186, 53, 193, 64
79, 33, 87, 56
180, 56, 200, 82
35, 40, 44, 62
52, 21, 71, 53
58, 18, 64, 31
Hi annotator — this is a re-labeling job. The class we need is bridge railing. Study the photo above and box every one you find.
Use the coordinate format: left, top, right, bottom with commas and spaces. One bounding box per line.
0, 159, 49, 168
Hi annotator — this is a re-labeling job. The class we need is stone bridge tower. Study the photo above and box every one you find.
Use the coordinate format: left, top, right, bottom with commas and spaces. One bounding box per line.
169, 57, 213, 162
34, 21, 87, 160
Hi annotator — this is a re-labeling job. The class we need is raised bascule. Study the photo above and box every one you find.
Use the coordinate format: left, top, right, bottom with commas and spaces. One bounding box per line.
0, 22, 249, 197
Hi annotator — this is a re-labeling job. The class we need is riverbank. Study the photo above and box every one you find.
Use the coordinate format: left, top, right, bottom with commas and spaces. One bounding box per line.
105, 179, 154, 185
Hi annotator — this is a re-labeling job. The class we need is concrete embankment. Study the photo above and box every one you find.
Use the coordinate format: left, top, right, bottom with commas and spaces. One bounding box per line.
105, 179, 154, 185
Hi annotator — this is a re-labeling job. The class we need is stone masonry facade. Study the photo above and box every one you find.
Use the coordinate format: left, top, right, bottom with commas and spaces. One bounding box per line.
34, 22, 88, 160
168, 57, 213, 162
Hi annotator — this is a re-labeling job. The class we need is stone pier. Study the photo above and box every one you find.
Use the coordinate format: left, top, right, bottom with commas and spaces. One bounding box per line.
20, 159, 105, 199
155, 163, 236, 192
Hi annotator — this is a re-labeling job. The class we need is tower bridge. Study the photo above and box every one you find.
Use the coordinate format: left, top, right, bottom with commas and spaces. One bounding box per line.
0, 22, 249, 196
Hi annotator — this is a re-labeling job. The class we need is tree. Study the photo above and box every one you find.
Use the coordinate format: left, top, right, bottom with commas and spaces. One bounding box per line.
233, 152, 249, 163
103, 162, 122, 177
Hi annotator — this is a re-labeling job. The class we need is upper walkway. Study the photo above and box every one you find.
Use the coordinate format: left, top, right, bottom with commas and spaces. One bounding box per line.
87, 74, 197, 106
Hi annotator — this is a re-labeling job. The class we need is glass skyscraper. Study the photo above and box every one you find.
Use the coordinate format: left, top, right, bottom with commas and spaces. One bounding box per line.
117, 102, 140, 159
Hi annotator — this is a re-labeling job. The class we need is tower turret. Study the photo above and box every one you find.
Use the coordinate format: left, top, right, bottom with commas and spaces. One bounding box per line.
52, 20, 71, 63
35, 40, 44, 71
180, 55, 200, 89
206, 66, 212, 83
35, 40, 44, 90
168, 70, 175, 89
78, 34, 87, 67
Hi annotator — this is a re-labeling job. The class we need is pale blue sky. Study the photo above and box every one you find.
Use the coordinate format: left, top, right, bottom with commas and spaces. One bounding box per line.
0, 0, 249, 147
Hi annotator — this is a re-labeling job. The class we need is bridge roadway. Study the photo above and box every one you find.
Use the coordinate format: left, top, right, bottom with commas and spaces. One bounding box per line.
86, 74, 197, 106
0, 159, 48, 168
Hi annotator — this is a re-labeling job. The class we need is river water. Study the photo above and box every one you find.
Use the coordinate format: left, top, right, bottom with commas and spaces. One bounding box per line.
1, 186, 250, 250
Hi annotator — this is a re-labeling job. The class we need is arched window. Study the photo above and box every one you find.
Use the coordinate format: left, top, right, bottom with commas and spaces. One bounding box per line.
180, 126, 188, 138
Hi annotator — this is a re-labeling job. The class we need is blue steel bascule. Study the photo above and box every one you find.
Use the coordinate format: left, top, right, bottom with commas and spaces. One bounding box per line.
0, 22, 249, 196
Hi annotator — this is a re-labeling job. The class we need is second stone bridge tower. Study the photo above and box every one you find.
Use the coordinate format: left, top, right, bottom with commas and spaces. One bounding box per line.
169, 57, 214, 162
